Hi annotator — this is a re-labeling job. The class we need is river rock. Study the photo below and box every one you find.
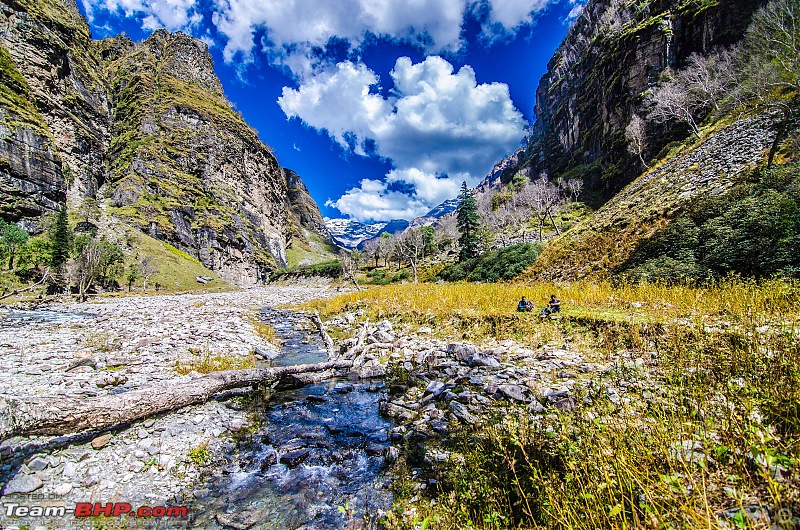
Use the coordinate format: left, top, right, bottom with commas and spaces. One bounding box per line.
91, 434, 112, 449
259, 451, 278, 471
4, 473, 43, 494
216, 509, 265, 530
26, 456, 49, 471
280, 449, 310, 467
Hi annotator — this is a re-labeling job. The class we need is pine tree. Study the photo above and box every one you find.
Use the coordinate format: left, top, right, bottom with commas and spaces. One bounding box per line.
49, 206, 72, 271
456, 181, 480, 262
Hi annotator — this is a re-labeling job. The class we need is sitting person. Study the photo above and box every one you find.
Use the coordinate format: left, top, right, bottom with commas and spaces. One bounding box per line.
517, 296, 533, 312
540, 294, 562, 317
548, 294, 561, 313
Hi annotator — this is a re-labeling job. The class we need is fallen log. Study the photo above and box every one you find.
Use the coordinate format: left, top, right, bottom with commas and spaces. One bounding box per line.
0, 359, 353, 441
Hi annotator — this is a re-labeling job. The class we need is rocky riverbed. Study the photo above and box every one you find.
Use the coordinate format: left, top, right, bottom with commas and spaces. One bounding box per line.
0, 287, 649, 529
0, 286, 343, 529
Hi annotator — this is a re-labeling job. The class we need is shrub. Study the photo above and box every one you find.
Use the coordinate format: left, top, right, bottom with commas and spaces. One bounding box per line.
269, 260, 342, 281
619, 164, 800, 282
437, 243, 543, 283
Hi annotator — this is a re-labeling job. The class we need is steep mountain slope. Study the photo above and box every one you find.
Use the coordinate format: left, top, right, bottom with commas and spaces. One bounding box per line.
0, 0, 110, 228
100, 30, 291, 285
502, 0, 764, 194
0, 0, 331, 286
529, 112, 781, 280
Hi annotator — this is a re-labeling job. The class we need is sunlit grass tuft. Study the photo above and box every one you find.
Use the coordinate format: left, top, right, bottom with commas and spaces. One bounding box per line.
174, 351, 256, 375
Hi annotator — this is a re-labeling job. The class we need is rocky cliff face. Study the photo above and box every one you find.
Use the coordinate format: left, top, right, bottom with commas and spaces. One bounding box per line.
518, 0, 763, 193
284, 168, 330, 240
0, 0, 329, 286
102, 30, 291, 285
0, 0, 110, 230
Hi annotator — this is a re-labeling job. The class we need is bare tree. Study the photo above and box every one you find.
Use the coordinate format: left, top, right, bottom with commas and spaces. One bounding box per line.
682, 50, 736, 112
434, 215, 459, 253
566, 178, 584, 203
394, 227, 426, 284
362, 238, 381, 269
137, 256, 159, 291
736, 0, 800, 166
646, 71, 702, 138
625, 114, 650, 168
378, 232, 394, 267
339, 248, 362, 291
71, 237, 103, 302
521, 176, 563, 241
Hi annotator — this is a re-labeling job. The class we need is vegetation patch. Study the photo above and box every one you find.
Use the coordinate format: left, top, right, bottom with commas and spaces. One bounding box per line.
174, 351, 256, 375
437, 243, 543, 283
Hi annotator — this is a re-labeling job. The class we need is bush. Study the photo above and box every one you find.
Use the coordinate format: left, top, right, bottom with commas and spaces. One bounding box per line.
437, 243, 543, 283
618, 164, 800, 283
269, 260, 342, 281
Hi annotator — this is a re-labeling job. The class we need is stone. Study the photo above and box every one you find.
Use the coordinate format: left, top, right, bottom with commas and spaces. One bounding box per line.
376, 320, 393, 333
528, 400, 546, 414
53, 483, 73, 495
280, 449, 310, 467
4, 473, 43, 494
216, 509, 265, 530
449, 401, 477, 425
373, 330, 395, 343
424, 381, 445, 397
447, 343, 477, 363
386, 446, 400, 464
137, 428, 149, 439
62, 462, 76, 477
418, 327, 433, 334
26, 456, 49, 471
91, 434, 112, 449
259, 451, 278, 471
365, 444, 387, 456
498, 384, 531, 403
470, 352, 501, 370
547, 391, 577, 412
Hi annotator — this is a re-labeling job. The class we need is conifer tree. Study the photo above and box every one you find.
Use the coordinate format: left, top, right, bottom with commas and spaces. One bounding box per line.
49, 206, 72, 272
456, 181, 480, 262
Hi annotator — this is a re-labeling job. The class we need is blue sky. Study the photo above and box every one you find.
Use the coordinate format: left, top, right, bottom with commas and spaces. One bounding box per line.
79, 0, 582, 222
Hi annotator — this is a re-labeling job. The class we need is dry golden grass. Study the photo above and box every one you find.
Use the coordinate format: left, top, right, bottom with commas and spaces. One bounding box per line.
174, 352, 256, 375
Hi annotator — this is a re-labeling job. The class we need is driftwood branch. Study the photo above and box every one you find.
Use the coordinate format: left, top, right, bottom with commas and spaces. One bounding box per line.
310, 311, 335, 356
0, 359, 353, 441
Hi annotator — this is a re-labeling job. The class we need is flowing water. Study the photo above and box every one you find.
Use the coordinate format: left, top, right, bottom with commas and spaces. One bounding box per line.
190, 308, 394, 529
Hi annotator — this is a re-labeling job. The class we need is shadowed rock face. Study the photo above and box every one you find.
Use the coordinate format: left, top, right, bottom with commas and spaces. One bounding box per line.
0, 0, 328, 286
496, 0, 764, 194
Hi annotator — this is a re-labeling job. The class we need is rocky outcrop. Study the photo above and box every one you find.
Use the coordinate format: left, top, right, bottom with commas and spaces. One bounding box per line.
284, 168, 330, 240
0, 0, 328, 286
512, 0, 764, 194
102, 29, 290, 285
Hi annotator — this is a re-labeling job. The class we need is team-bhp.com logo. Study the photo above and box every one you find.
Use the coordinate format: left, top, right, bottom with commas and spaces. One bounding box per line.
4, 502, 188, 518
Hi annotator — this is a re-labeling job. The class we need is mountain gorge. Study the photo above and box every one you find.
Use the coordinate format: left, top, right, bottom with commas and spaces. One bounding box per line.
471, 0, 798, 281
0, 0, 332, 286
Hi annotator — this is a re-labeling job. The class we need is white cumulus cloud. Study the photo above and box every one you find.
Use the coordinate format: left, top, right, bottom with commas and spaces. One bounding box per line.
82, 0, 555, 75
282, 56, 527, 221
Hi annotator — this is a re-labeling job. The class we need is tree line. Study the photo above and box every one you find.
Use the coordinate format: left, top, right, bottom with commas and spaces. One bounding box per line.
0, 202, 159, 300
